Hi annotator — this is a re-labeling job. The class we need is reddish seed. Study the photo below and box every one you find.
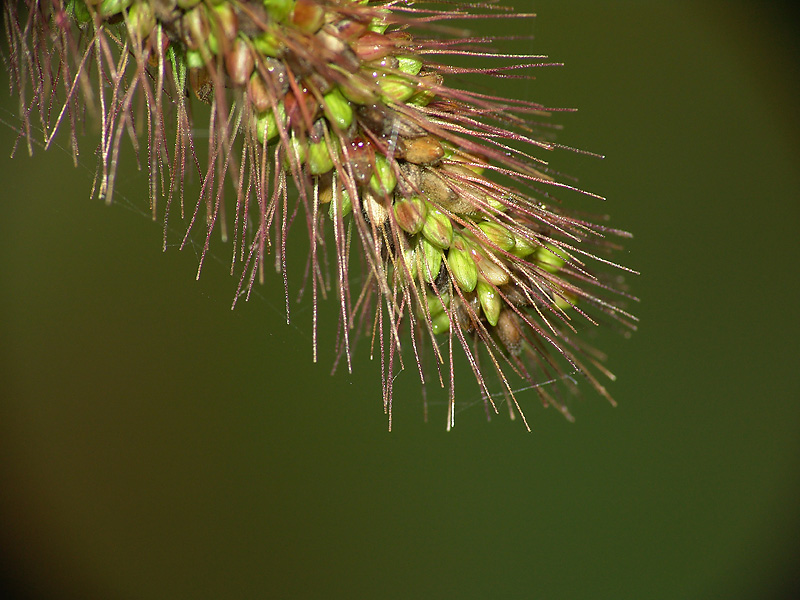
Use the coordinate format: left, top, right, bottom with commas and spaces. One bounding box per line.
225, 38, 254, 87
291, 0, 325, 34
353, 31, 392, 61
344, 136, 376, 183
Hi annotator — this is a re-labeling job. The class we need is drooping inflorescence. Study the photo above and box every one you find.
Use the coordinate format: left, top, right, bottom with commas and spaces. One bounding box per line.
4, 0, 637, 429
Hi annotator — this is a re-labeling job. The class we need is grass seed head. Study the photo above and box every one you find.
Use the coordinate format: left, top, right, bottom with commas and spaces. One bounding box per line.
5, 0, 637, 430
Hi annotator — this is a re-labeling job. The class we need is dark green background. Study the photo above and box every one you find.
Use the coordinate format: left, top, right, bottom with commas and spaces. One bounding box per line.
1, 1, 798, 598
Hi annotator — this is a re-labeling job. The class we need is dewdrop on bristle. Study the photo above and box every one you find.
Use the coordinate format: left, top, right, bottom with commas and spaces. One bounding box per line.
5, 0, 638, 430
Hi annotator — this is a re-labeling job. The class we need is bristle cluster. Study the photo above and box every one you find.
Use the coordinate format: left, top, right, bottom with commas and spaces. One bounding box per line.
4, 0, 637, 429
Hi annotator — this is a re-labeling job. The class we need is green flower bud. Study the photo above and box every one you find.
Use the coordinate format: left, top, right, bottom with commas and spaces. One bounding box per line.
448, 235, 478, 293
537, 243, 566, 273
252, 30, 281, 57
282, 134, 308, 171
425, 291, 450, 319
421, 202, 453, 249
393, 196, 427, 235
322, 88, 354, 130
369, 155, 396, 195
367, 12, 390, 34
418, 237, 443, 283
430, 311, 451, 335
378, 75, 415, 103
263, 0, 295, 22
127, 1, 155, 41
396, 246, 418, 282
339, 77, 377, 105
476, 281, 501, 327
99, 0, 132, 18
328, 187, 352, 220
397, 55, 423, 76
256, 103, 287, 145
407, 73, 442, 107
68, 0, 92, 22
308, 138, 334, 175
511, 230, 536, 258
553, 289, 575, 311
186, 49, 205, 69
469, 241, 510, 286
477, 222, 515, 252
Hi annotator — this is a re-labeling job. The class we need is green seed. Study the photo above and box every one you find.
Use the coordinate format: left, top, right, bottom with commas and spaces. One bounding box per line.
511, 230, 537, 258
126, 1, 155, 40
537, 243, 566, 273
255, 103, 286, 145
377, 75, 415, 103
477, 222, 515, 252
418, 237, 443, 283
68, 0, 92, 22
328, 187, 352, 219
282, 134, 308, 171
369, 154, 396, 195
448, 235, 478, 292
430, 311, 451, 335
252, 30, 281, 57
425, 291, 450, 319
396, 246, 418, 282
186, 49, 205, 69
308, 138, 334, 175
393, 196, 427, 235
322, 88, 354, 130
476, 281, 501, 327
421, 202, 453, 249
263, 0, 295, 22
397, 55, 423, 76
99, 0, 132, 18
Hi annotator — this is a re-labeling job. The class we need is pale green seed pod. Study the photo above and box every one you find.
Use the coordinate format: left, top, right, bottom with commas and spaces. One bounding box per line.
477, 221, 515, 252
393, 196, 427, 235
421, 202, 453, 249
417, 237, 443, 283
537, 243, 566, 273
369, 155, 396, 196
476, 281, 501, 327
448, 234, 478, 292
322, 88, 354, 130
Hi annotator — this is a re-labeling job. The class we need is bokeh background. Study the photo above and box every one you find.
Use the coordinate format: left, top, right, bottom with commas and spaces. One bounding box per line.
1, 1, 798, 598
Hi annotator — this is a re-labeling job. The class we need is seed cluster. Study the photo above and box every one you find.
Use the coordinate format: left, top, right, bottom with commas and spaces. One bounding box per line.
6, 0, 637, 429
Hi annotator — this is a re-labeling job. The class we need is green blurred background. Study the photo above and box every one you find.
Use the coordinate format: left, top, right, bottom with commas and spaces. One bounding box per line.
1, 1, 798, 598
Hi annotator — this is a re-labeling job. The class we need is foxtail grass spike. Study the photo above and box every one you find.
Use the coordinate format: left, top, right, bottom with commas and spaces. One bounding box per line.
4, 0, 637, 430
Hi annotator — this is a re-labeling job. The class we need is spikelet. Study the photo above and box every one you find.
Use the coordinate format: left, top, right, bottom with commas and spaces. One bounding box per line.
4, 0, 637, 430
